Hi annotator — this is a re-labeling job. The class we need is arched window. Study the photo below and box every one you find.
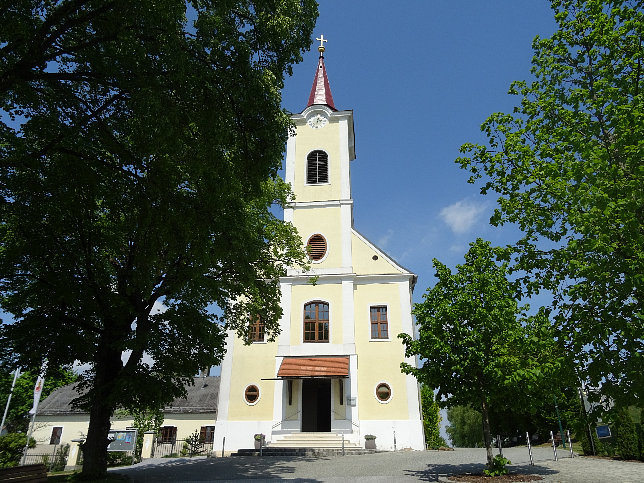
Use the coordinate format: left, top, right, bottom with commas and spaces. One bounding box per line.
303, 301, 329, 342
306, 150, 328, 184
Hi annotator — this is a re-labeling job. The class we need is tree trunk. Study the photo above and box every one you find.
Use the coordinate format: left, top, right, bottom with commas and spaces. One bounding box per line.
81, 339, 123, 478
480, 396, 494, 467
82, 397, 113, 478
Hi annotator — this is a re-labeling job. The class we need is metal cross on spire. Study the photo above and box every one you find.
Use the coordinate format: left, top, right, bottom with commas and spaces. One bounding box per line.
316, 34, 327, 56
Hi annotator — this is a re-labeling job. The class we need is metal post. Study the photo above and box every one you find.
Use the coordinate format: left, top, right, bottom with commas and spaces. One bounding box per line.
554, 395, 566, 448
221, 436, 225, 457
393, 429, 396, 451
260, 435, 263, 457
567, 430, 574, 458
550, 430, 558, 461
1, 368, 19, 435
526, 432, 534, 466
20, 412, 36, 465
342, 433, 345, 456
497, 434, 503, 456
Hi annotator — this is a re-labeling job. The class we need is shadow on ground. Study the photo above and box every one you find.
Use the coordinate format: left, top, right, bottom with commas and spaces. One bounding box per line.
111, 456, 326, 482
402, 462, 559, 482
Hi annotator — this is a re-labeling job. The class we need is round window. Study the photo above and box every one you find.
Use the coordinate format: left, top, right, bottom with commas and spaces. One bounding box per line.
307, 234, 327, 261
244, 385, 259, 404
375, 383, 392, 402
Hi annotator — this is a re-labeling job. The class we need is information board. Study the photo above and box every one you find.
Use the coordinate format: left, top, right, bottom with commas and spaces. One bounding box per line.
107, 429, 137, 452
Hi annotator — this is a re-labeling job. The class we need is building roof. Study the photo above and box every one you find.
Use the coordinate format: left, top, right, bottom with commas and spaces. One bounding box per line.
307, 55, 336, 110
37, 376, 220, 416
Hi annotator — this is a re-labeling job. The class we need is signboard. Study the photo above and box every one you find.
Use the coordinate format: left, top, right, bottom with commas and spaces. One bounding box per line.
107, 429, 137, 452
595, 425, 611, 439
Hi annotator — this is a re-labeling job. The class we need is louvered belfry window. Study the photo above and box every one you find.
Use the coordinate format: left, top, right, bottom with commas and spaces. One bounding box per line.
306, 150, 328, 184
307, 234, 327, 261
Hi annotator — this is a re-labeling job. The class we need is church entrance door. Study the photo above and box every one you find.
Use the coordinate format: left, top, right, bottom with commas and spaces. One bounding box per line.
301, 379, 331, 432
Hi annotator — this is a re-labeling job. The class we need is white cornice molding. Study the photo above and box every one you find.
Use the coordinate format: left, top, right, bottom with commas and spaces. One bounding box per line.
287, 199, 353, 209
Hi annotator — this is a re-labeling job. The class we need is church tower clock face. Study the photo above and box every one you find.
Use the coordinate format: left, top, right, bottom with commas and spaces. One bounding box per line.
307, 113, 328, 129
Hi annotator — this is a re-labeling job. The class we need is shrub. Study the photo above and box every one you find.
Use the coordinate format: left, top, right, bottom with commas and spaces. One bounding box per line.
483, 455, 511, 477
0, 433, 35, 468
614, 407, 638, 460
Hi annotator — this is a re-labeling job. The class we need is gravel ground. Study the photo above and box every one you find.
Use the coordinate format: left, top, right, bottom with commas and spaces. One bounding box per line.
110, 447, 643, 482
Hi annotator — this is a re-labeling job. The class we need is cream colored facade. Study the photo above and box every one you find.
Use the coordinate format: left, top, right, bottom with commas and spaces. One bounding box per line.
214, 73, 424, 451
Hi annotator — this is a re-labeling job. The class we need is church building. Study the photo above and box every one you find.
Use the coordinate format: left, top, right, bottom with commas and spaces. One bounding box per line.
213, 37, 424, 452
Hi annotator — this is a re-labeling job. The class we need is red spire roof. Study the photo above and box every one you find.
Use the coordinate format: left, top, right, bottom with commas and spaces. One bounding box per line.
306, 54, 336, 110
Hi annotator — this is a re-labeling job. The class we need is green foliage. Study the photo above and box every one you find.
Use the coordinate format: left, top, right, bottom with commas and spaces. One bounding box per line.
457, 0, 644, 409
421, 385, 446, 449
106, 451, 133, 467
51, 444, 70, 472
446, 406, 483, 448
0, 433, 35, 468
614, 407, 639, 460
130, 407, 164, 462
181, 430, 205, 457
401, 238, 569, 464
483, 455, 512, 477
0, 367, 77, 433
0, 0, 317, 477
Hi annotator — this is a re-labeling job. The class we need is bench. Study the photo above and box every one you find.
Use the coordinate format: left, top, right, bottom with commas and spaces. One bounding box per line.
0, 463, 48, 482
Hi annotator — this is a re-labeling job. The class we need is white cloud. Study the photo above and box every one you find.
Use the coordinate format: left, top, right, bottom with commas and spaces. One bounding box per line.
376, 229, 394, 249
440, 199, 487, 235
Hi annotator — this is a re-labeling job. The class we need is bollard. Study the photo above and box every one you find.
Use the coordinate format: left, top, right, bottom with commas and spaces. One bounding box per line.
497, 434, 503, 457
550, 430, 558, 461
526, 432, 534, 466
567, 430, 574, 458
342, 433, 345, 456
393, 429, 397, 451
221, 436, 225, 457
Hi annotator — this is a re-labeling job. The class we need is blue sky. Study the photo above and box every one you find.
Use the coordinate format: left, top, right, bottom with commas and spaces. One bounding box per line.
282, 1, 557, 306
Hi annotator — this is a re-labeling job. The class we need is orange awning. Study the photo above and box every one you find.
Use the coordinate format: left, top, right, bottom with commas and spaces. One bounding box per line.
276, 357, 349, 378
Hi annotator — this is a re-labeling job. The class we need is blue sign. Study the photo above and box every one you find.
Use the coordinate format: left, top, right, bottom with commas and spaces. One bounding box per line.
107, 429, 137, 451
595, 425, 611, 439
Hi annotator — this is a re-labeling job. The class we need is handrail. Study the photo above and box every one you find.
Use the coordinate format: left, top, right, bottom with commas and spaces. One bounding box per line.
272, 410, 301, 430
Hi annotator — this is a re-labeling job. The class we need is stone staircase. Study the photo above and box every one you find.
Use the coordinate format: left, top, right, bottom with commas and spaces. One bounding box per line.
232, 432, 375, 457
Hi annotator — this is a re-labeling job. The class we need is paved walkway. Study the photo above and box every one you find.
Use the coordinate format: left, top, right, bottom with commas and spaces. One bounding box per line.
111, 447, 643, 482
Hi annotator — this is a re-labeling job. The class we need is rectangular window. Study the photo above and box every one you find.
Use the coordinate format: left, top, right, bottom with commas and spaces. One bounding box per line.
50, 427, 63, 445
159, 426, 177, 444
200, 426, 215, 444
249, 315, 265, 342
370, 306, 388, 339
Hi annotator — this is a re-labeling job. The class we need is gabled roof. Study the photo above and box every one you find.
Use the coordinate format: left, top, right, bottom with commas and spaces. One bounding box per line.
37, 376, 220, 416
307, 55, 336, 110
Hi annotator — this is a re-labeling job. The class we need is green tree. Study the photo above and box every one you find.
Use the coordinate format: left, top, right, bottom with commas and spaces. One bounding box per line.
446, 406, 483, 448
400, 238, 565, 466
0, 366, 77, 433
614, 406, 639, 460
420, 385, 445, 449
130, 406, 164, 462
0, 0, 317, 477
0, 433, 35, 468
457, 0, 644, 409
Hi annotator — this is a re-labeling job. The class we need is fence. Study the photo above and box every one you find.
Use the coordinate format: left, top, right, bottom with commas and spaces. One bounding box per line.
21, 444, 69, 472
153, 439, 214, 458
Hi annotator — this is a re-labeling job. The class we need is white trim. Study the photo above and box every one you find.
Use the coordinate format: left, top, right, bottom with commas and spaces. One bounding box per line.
341, 202, 352, 268
214, 331, 234, 421
273, 357, 284, 426
50, 426, 63, 445
374, 381, 393, 404
285, 132, 296, 186
243, 383, 262, 406
339, 117, 351, 200
399, 282, 422, 422
277, 343, 356, 357
288, 199, 353, 209
341, 279, 355, 346
278, 282, 292, 346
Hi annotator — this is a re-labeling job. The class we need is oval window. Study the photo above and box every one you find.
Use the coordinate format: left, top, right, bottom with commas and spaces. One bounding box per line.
376, 383, 391, 402
307, 234, 327, 261
244, 385, 259, 404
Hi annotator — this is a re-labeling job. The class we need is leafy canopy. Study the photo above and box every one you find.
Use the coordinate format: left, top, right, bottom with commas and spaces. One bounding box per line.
457, 0, 644, 408
0, 0, 317, 476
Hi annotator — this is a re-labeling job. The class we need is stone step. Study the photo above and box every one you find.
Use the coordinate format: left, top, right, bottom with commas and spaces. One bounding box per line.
268, 441, 361, 449
232, 447, 376, 457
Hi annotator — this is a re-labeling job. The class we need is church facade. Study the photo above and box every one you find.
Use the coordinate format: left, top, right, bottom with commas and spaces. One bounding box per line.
213, 39, 424, 452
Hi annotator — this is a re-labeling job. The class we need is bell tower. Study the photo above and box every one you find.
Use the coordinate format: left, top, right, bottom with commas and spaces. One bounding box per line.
284, 36, 355, 273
